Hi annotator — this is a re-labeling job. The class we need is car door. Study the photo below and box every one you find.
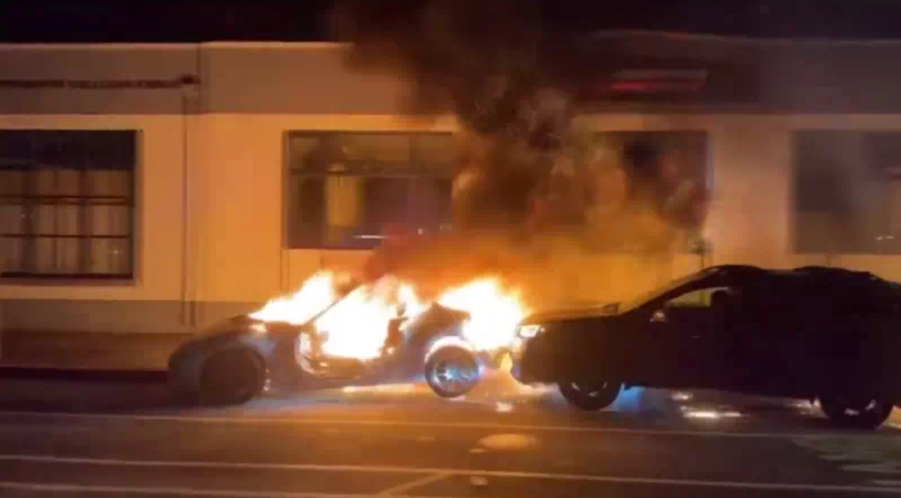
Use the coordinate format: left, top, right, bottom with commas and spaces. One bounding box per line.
724, 283, 787, 393
643, 285, 736, 389
727, 279, 816, 396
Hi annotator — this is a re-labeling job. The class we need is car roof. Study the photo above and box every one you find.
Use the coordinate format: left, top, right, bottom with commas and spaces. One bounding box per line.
704, 264, 880, 282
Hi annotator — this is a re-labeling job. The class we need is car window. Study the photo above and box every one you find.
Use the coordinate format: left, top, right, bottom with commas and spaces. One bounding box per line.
620, 269, 715, 311
665, 286, 733, 308
827, 278, 897, 316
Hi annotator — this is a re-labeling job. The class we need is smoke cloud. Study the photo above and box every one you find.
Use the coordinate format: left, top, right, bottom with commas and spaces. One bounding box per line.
328, 0, 709, 306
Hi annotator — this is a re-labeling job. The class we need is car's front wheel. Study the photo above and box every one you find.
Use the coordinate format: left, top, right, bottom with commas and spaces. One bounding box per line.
559, 381, 621, 411
819, 396, 893, 430
199, 348, 264, 406
425, 345, 481, 398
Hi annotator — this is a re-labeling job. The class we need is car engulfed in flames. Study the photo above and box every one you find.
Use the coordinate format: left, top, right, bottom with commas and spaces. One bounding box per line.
168, 271, 528, 405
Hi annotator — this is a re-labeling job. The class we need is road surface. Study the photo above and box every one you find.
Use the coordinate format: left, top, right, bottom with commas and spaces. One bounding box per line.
0, 373, 900, 497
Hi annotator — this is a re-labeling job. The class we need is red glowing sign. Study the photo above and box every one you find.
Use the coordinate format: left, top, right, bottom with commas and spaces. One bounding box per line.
600, 69, 708, 94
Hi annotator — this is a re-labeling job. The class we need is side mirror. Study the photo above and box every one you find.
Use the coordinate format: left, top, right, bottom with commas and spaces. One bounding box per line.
650, 309, 667, 323
602, 303, 620, 314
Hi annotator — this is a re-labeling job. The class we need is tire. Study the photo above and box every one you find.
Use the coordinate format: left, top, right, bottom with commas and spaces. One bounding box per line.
425, 345, 481, 398
199, 348, 264, 406
819, 396, 893, 430
559, 381, 621, 411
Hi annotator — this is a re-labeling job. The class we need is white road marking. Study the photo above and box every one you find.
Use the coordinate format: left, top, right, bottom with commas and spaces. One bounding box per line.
792, 436, 901, 484
0, 481, 455, 498
376, 472, 451, 495
0, 454, 899, 494
0, 409, 879, 440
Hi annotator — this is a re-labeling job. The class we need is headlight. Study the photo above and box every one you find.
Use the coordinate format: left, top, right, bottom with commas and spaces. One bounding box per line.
517, 324, 543, 339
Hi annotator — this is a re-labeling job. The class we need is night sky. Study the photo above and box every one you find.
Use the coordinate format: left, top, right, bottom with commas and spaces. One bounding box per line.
4, 1, 901, 43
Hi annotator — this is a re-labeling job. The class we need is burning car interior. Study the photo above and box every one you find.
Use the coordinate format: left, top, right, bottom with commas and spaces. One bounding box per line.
169, 272, 529, 405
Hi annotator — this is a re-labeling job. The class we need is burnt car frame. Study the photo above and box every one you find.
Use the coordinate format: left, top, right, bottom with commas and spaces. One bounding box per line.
169, 293, 503, 405
512, 265, 901, 429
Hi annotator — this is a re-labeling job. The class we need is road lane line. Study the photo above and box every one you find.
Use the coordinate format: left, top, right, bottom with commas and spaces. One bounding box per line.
377, 472, 451, 495
0, 481, 454, 498
1, 454, 901, 494
0, 410, 878, 439
0, 454, 435, 475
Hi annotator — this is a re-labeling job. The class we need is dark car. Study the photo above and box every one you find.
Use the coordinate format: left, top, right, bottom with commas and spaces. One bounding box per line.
169, 296, 500, 406
511, 265, 901, 429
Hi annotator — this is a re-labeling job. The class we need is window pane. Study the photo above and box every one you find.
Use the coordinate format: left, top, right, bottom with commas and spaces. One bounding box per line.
56, 169, 83, 197
54, 237, 81, 274
412, 135, 456, 170
342, 134, 411, 164
364, 177, 410, 233
89, 203, 130, 237
0, 130, 135, 278
289, 136, 329, 172
34, 169, 57, 196
90, 170, 130, 197
0, 203, 24, 235
0, 171, 25, 196
33, 204, 56, 235
33, 237, 56, 273
0, 132, 32, 167
1, 237, 25, 274
589, 131, 709, 252
88, 238, 131, 276
409, 177, 452, 231
56, 203, 80, 237
287, 132, 454, 249
324, 176, 364, 247
794, 131, 901, 254
289, 175, 325, 247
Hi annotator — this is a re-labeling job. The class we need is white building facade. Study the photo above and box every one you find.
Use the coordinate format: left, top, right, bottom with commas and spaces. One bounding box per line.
3, 32, 901, 337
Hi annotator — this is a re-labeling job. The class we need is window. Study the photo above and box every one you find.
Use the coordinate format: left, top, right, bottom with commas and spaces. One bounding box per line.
286, 132, 454, 249
589, 131, 709, 252
665, 286, 732, 308
794, 131, 901, 254
0, 130, 135, 278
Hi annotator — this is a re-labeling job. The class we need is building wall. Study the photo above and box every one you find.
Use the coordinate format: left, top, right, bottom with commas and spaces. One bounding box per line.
5, 112, 901, 333
4, 41, 901, 336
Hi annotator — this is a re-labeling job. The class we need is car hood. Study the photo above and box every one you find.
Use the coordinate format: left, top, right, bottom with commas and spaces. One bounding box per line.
174, 314, 305, 356
522, 304, 620, 324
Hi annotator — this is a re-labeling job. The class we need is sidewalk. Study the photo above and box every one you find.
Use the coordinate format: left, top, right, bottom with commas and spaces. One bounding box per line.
0, 330, 190, 371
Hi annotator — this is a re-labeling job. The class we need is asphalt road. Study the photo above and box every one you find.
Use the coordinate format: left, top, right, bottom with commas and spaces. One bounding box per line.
0, 373, 900, 497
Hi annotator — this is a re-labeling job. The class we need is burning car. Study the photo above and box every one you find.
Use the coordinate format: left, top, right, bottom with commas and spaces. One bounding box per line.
168, 272, 525, 405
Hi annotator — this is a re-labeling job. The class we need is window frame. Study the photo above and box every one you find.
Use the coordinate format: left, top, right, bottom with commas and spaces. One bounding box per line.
0, 130, 137, 281
284, 130, 455, 251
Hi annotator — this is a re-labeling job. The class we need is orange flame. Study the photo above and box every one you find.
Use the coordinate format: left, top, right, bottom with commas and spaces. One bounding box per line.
314, 278, 401, 360
249, 271, 337, 325
251, 272, 527, 360
438, 278, 528, 352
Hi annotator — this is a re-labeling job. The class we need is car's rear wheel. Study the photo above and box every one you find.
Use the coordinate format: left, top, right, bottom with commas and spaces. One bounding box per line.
819, 396, 893, 430
425, 345, 481, 398
559, 381, 621, 411
199, 348, 264, 406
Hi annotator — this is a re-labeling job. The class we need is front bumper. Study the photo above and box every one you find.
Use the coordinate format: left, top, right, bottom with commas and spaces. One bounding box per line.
509, 338, 536, 384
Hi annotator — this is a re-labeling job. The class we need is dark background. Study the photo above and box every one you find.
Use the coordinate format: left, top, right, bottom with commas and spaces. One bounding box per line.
4, 1, 901, 43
